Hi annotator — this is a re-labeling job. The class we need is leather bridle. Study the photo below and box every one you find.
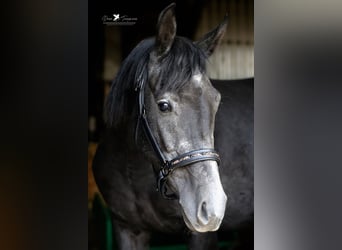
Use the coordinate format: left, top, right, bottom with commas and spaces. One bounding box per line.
134, 77, 221, 199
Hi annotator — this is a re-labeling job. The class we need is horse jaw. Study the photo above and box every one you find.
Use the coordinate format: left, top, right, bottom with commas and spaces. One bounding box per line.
172, 161, 227, 232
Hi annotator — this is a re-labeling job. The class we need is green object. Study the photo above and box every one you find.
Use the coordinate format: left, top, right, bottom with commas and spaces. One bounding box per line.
91, 194, 113, 250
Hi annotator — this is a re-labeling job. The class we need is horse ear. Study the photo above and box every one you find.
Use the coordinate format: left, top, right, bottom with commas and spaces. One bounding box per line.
195, 15, 228, 56
155, 3, 177, 57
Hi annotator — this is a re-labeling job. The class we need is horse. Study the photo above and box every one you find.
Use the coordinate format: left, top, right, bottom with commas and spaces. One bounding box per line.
93, 3, 253, 250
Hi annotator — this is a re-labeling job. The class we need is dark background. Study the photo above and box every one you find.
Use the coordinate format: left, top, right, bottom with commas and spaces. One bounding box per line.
1, 0, 342, 250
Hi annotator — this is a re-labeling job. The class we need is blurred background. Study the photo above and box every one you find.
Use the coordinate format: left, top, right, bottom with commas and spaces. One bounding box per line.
88, 0, 253, 249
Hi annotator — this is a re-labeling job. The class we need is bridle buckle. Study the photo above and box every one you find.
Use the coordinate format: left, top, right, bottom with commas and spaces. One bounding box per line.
161, 161, 172, 176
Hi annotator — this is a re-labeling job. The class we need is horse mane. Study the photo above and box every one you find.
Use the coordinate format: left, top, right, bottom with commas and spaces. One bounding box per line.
105, 36, 208, 128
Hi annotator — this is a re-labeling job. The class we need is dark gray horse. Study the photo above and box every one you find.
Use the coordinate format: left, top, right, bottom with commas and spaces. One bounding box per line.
93, 3, 253, 250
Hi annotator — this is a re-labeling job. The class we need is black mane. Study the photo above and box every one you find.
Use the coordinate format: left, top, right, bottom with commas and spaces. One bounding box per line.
105, 36, 208, 128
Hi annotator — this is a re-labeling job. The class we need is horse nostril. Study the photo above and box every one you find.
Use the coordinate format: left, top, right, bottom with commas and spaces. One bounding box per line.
198, 201, 209, 225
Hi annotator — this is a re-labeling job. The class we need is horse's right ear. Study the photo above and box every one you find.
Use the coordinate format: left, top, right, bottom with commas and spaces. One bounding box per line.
154, 3, 177, 58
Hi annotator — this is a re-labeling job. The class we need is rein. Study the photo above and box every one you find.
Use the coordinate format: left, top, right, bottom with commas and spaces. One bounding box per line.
135, 78, 220, 199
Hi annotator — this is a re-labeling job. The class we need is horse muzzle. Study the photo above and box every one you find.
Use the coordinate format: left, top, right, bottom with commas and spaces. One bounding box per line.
177, 161, 227, 232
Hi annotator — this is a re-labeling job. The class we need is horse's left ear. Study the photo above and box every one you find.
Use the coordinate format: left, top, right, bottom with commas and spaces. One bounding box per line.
154, 3, 177, 57
195, 15, 228, 56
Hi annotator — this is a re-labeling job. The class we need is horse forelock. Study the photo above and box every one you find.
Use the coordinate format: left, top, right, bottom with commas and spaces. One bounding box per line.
152, 37, 208, 93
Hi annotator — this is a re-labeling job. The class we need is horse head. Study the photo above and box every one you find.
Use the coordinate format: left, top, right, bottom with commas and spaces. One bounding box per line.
140, 3, 228, 232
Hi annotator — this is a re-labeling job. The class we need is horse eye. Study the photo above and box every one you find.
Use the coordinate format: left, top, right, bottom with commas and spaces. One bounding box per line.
158, 101, 171, 112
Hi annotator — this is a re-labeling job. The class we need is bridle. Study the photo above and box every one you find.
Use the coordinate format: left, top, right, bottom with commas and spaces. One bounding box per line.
134, 76, 221, 200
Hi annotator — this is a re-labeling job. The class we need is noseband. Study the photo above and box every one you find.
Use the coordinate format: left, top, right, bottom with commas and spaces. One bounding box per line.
135, 78, 220, 199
